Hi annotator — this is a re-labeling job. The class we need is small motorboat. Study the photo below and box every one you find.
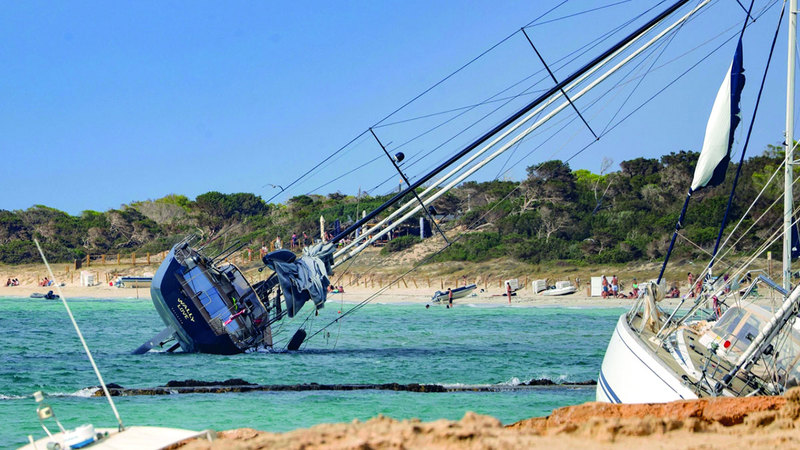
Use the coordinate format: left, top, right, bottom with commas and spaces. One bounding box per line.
114, 276, 153, 288
30, 290, 59, 300
431, 284, 477, 302
541, 281, 577, 296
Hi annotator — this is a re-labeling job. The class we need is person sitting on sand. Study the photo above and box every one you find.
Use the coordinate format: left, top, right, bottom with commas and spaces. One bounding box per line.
5, 278, 10, 287
667, 286, 680, 298
40, 277, 49, 287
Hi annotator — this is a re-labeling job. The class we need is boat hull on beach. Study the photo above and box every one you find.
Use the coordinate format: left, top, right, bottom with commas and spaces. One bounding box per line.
596, 314, 697, 403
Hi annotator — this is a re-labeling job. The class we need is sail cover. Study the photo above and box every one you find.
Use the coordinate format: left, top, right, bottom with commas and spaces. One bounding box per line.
691, 40, 745, 191
263, 242, 335, 318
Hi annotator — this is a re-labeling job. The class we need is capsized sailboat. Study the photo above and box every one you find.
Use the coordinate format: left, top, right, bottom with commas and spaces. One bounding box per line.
597, 0, 800, 403
135, 0, 760, 355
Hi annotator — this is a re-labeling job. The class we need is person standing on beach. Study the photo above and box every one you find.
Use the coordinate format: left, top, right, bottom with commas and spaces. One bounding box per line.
611, 275, 619, 297
291, 233, 297, 250
275, 236, 282, 250
601, 275, 609, 299
687, 272, 695, 298
448, 287, 453, 306
506, 281, 512, 304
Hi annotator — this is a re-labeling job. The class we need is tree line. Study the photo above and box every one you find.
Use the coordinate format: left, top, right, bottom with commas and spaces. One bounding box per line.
0, 146, 787, 265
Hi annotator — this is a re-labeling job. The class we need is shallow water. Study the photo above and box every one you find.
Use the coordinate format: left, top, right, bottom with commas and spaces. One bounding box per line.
0, 296, 623, 447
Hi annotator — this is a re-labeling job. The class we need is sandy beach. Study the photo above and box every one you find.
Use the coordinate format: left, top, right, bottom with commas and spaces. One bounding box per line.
180, 388, 800, 449
0, 281, 688, 309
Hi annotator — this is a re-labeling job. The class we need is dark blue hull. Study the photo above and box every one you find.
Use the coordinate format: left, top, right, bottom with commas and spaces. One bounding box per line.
150, 241, 271, 354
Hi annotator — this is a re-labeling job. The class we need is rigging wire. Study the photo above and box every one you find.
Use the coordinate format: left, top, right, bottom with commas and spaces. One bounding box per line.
297, 1, 674, 200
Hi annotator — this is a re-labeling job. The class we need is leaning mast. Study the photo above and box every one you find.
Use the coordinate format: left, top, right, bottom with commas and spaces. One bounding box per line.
784, 0, 797, 290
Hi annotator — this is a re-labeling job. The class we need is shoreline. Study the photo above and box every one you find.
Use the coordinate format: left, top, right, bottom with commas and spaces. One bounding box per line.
0, 284, 684, 309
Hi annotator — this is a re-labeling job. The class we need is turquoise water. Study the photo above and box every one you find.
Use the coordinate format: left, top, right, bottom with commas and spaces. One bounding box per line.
0, 296, 623, 448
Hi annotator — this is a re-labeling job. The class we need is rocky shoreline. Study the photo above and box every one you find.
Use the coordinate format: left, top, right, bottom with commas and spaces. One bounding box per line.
179, 388, 800, 449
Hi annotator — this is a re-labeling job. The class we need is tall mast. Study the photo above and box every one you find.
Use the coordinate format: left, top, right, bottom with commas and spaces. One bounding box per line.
784, 0, 797, 290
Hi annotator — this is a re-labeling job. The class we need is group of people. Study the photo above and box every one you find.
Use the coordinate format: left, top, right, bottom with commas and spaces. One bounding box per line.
600, 275, 639, 299
5, 278, 19, 286
39, 277, 53, 287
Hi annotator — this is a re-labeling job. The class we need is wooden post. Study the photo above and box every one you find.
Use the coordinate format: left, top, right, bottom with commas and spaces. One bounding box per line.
379, 278, 383, 288
427, 278, 430, 288
147, 253, 151, 265
86, 254, 91, 267
412, 278, 417, 288
524, 275, 528, 290
117, 253, 121, 264
101, 254, 106, 265
132, 253, 136, 266
70, 272, 73, 284
440, 278, 443, 289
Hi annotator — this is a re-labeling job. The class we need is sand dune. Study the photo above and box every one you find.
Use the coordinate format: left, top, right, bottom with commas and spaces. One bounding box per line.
180, 388, 800, 449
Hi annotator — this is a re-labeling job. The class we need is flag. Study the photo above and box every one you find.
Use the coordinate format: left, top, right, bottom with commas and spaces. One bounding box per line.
691, 40, 745, 191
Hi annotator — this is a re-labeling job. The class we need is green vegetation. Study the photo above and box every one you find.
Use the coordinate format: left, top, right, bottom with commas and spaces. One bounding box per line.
0, 146, 787, 265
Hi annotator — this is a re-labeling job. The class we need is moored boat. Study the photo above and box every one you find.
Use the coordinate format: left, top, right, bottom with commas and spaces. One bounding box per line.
431, 284, 478, 303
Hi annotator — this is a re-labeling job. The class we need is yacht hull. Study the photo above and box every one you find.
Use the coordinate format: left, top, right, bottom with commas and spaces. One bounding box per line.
596, 314, 697, 403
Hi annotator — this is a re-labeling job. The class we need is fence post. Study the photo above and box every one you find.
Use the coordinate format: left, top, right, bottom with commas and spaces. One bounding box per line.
132, 253, 136, 266
101, 254, 106, 265
117, 253, 121, 264
147, 253, 151, 265
86, 254, 91, 267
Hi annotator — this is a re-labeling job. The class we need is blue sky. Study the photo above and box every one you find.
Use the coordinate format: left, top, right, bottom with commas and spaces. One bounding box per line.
0, 0, 790, 215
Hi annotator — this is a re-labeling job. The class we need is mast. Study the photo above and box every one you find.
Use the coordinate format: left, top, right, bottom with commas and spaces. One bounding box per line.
784, 0, 797, 290
331, 0, 692, 245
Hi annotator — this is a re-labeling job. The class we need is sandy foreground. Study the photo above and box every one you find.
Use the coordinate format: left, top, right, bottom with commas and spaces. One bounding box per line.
178, 389, 800, 450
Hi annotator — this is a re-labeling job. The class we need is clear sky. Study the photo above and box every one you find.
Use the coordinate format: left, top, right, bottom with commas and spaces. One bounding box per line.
0, 0, 790, 215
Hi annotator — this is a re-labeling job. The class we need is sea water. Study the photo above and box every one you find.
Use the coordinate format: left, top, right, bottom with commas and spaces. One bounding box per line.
0, 296, 623, 448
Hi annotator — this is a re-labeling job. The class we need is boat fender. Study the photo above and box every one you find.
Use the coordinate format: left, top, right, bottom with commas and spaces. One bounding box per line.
287, 329, 307, 351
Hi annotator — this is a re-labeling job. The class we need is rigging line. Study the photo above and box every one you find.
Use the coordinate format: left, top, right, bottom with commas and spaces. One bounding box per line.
373, 89, 547, 129
375, 1, 658, 130
266, 129, 368, 203
286, 1, 682, 204
371, 0, 574, 130
709, 162, 797, 278
564, 30, 743, 164
300, 132, 376, 195
373, 1, 672, 181
522, 28, 598, 139
305, 154, 384, 195
311, 150, 546, 339
494, 132, 527, 180
523, 0, 571, 28
709, 0, 780, 270
595, 0, 777, 139
525, 0, 634, 28
370, 128, 450, 244
599, 3, 688, 135
675, 231, 716, 256
365, 3, 678, 197
371, 32, 523, 128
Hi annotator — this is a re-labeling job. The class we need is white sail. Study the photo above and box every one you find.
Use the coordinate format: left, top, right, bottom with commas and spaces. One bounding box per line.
691, 41, 745, 191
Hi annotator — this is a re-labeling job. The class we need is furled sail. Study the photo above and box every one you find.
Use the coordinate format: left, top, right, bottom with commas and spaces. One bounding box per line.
263, 242, 335, 317
691, 40, 745, 191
